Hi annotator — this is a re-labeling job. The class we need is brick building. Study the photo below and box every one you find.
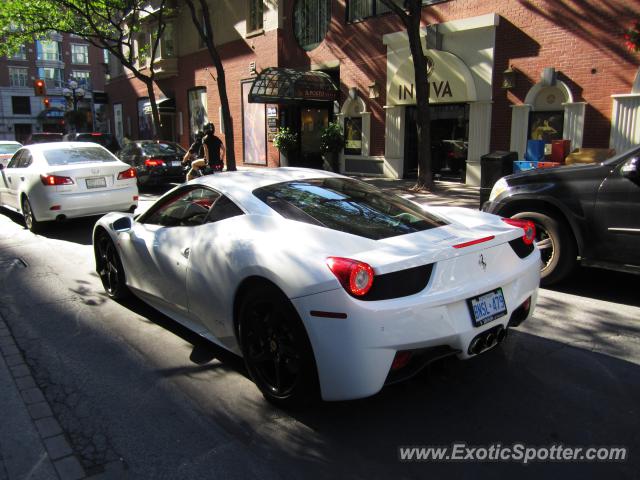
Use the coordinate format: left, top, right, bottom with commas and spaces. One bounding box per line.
0, 33, 108, 143
105, 0, 640, 184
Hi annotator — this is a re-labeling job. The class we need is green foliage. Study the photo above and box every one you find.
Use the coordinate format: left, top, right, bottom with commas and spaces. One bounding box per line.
320, 122, 345, 154
273, 127, 298, 153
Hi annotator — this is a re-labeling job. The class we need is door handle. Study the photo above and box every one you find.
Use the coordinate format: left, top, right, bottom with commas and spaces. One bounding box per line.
181, 247, 190, 259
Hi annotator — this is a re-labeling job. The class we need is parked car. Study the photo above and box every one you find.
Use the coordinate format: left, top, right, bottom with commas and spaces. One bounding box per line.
0, 141, 22, 167
483, 144, 640, 285
62, 132, 120, 153
117, 140, 187, 187
25, 132, 63, 144
0, 142, 138, 232
93, 168, 540, 405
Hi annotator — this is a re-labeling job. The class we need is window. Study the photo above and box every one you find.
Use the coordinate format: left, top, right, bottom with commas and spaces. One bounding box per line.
253, 178, 447, 240
12, 45, 27, 60
12, 96, 31, 115
188, 88, 208, 140
71, 70, 91, 89
9, 67, 29, 87
143, 187, 218, 227
43, 146, 116, 166
293, 0, 330, 51
248, 0, 264, 33
198, 12, 210, 48
36, 40, 61, 61
161, 23, 175, 57
347, 0, 444, 22
37, 67, 65, 89
71, 44, 89, 64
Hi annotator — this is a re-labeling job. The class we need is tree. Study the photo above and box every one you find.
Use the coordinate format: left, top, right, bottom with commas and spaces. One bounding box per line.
183, 0, 237, 171
0, 0, 170, 138
380, 0, 433, 190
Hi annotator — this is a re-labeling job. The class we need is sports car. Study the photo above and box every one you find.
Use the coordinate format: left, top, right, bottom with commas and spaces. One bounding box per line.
93, 168, 540, 405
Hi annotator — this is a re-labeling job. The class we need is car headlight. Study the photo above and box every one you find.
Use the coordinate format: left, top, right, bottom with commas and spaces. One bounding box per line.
488, 177, 510, 202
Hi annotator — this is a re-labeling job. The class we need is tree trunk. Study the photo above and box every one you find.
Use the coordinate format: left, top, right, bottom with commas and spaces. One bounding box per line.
144, 80, 160, 140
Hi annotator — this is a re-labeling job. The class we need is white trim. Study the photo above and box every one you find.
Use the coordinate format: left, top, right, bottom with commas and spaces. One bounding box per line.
524, 80, 574, 105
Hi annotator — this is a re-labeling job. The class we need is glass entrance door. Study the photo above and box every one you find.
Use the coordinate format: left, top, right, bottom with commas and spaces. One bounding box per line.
300, 107, 329, 169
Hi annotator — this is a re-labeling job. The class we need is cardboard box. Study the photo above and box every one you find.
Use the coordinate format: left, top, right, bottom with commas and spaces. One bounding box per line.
565, 148, 616, 165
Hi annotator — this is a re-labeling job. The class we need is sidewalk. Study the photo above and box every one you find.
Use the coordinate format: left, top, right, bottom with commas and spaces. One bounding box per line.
0, 175, 477, 480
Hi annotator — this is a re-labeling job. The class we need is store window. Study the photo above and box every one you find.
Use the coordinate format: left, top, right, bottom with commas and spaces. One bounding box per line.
188, 88, 208, 141
9, 67, 28, 87
162, 23, 175, 57
36, 40, 62, 61
71, 44, 89, 64
248, 0, 263, 33
138, 98, 153, 140
293, 0, 330, 51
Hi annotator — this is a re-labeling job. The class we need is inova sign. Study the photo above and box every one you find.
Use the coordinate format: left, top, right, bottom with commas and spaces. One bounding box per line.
387, 49, 477, 106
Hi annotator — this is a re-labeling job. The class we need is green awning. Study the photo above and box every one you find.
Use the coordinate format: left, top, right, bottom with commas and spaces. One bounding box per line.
248, 67, 339, 104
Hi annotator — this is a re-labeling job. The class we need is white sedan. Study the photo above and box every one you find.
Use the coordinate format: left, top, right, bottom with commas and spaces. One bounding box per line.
0, 140, 22, 167
93, 168, 540, 405
0, 142, 138, 232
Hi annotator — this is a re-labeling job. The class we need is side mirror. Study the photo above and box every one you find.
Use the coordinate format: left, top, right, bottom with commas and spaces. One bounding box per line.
621, 156, 639, 181
112, 216, 133, 232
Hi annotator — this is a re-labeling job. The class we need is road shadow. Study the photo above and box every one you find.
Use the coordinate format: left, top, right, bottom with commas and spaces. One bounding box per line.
546, 266, 640, 308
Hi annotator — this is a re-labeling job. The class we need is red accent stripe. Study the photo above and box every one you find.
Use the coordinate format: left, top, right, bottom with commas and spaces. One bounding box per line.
310, 310, 348, 319
452, 235, 495, 249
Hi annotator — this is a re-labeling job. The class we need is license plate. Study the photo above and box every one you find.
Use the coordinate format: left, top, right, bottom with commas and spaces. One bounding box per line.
86, 177, 106, 189
171, 161, 181, 167
466, 288, 507, 327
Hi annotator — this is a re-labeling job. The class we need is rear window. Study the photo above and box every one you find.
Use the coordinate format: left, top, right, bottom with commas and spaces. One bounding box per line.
253, 178, 448, 240
0, 144, 21, 155
43, 146, 117, 165
140, 142, 186, 156
74, 134, 112, 147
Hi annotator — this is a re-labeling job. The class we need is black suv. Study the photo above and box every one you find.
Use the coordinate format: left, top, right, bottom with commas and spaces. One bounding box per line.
483, 145, 640, 285
62, 132, 120, 153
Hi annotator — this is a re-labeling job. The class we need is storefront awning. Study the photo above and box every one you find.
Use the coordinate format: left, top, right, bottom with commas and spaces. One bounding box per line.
143, 97, 175, 115
248, 67, 339, 104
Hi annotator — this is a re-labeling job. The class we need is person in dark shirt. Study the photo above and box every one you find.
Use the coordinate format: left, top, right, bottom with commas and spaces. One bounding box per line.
182, 131, 206, 181
201, 123, 225, 172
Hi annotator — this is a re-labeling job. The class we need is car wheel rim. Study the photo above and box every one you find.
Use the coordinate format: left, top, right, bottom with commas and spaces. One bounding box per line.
244, 304, 301, 397
534, 223, 555, 272
22, 199, 33, 229
98, 238, 120, 295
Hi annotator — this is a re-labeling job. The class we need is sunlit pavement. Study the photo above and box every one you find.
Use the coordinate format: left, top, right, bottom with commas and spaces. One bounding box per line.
0, 177, 638, 479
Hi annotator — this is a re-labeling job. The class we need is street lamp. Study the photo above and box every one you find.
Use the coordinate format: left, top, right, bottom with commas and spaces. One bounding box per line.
62, 80, 85, 111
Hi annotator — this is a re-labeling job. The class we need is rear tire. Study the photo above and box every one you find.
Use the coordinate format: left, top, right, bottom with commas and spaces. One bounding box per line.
21, 196, 44, 233
95, 233, 130, 300
512, 211, 576, 286
238, 284, 319, 407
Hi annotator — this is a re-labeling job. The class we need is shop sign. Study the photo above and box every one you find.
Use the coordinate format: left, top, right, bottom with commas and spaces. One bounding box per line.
387, 49, 477, 106
294, 88, 339, 102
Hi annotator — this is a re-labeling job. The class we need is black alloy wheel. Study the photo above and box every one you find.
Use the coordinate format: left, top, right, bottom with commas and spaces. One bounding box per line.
239, 285, 319, 407
96, 233, 130, 300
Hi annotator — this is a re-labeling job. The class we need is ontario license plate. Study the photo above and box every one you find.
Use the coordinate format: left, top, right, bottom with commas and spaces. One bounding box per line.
171, 161, 181, 167
467, 288, 507, 327
86, 177, 106, 189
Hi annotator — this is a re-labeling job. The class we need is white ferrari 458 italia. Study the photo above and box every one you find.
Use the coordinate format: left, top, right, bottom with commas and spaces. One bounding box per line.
93, 168, 540, 405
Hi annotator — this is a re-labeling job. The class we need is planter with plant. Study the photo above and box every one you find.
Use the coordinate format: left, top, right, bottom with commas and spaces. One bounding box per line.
273, 127, 298, 167
320, 122, 345, 172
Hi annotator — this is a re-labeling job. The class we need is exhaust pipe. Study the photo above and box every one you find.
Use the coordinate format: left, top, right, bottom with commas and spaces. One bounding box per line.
468, 326, 507, 356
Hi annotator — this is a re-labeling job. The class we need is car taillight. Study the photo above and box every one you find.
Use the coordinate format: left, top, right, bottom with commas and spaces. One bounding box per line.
326, 257, 375, 297
145, 158, 165, 167
40, 174, 73, 186
502, 218, 536, 245
117, 168, 137, 180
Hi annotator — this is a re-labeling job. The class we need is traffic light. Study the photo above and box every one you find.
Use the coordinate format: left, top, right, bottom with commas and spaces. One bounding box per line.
43, 98, 50, 108
34, 79, 46, 96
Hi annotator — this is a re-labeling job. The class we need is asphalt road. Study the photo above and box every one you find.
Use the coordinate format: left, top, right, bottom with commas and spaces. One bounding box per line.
0, 191, 638, 480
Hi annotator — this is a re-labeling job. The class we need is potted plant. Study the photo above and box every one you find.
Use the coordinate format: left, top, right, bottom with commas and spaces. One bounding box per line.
273, 127, 298, 167
320, 122, 345, 172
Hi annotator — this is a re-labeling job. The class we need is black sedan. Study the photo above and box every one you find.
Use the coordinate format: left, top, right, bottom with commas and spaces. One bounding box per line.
118, 140, 187, 188
483, 145, 640, 285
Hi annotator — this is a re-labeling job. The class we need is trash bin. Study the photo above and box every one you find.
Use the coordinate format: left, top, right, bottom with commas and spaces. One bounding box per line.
480, 151, 517, 207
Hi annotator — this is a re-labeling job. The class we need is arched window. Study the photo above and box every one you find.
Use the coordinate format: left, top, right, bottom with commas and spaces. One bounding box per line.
293, 0, 331, 51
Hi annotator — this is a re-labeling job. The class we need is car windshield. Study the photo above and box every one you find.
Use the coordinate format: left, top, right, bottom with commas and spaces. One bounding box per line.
43, 146, 117, 165
253, 178, 448, 240
0, 144, 20, 155
141, 142, 185, 156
